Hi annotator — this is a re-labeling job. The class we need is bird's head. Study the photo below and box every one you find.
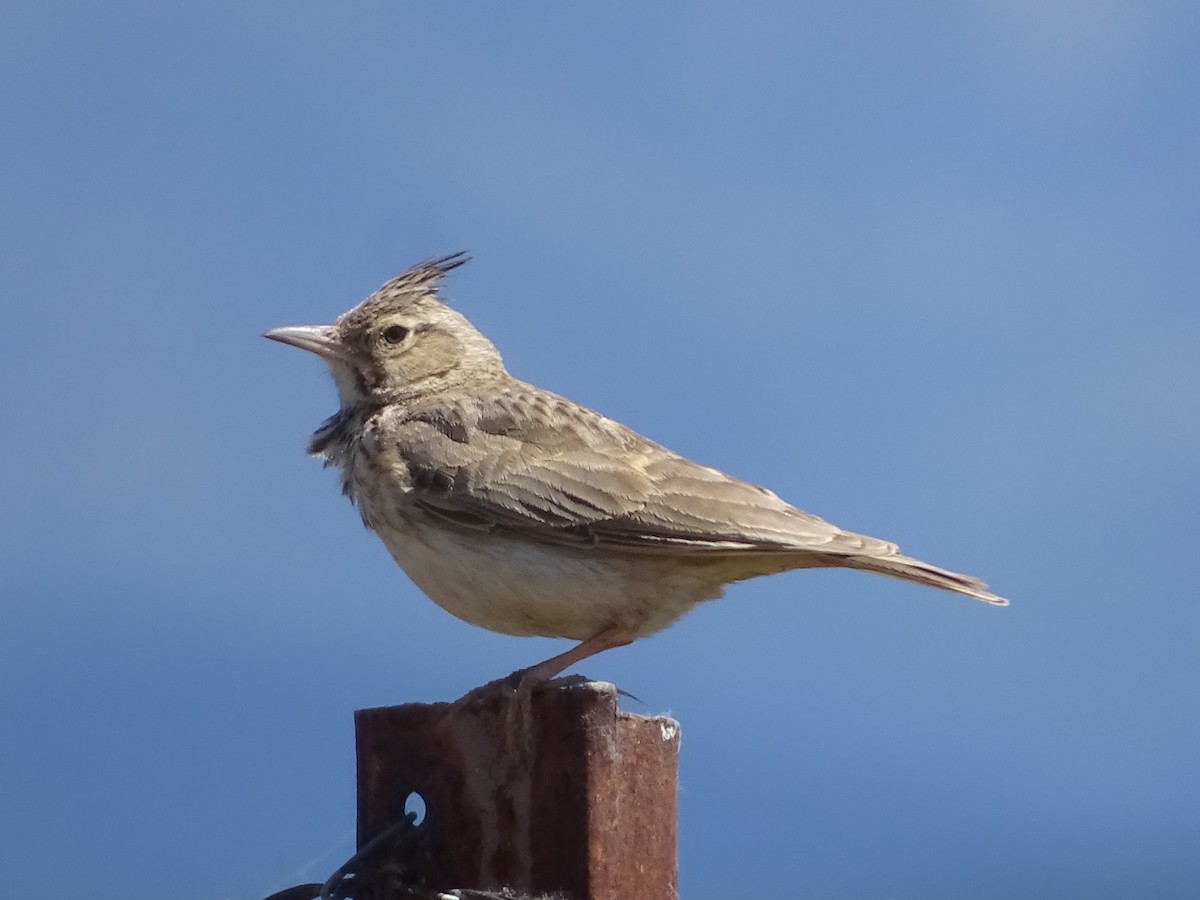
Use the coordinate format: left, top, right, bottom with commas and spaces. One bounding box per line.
265, 252, 503, 408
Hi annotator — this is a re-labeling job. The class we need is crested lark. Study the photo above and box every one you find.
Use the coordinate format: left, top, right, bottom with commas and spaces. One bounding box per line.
266, 253, 1006, 686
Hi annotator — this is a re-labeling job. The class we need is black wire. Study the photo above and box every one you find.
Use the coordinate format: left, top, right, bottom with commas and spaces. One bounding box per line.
318, 812, 420, 899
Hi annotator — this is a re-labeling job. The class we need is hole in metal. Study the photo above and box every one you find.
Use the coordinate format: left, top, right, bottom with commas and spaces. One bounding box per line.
404, 790, 427, 826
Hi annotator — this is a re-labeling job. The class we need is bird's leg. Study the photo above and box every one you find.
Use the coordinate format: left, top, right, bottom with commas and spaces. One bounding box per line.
447, 625, 636, 768
453, 625, 634, 707
511, 624, 635, 690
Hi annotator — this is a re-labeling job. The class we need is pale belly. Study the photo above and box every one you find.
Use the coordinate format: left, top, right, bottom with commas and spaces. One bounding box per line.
374, 520, 733, 640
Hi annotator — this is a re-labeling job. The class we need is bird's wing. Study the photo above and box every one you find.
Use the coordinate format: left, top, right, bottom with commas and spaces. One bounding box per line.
393, 391, 889, 558
394, 397, 653, 533
600, 454, 894, 555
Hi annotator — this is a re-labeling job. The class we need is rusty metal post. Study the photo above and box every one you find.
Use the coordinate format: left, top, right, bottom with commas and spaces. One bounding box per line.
355, 680, 680, 900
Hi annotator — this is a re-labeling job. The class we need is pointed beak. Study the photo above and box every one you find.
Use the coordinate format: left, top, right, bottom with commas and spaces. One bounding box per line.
263, 325, 346, 361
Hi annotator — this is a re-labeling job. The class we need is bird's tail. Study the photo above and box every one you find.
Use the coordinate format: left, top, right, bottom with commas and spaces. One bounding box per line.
843, 553, 1008, 606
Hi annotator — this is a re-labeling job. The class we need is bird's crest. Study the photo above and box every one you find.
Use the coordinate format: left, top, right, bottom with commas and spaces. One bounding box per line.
342, 252, 472, 325
383, 251, 471, 296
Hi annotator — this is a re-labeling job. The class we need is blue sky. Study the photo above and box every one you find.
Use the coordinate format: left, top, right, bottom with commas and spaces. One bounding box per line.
2, 2, 1198, 897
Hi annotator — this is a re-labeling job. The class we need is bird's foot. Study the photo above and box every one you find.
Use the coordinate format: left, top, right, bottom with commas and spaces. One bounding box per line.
450, 668, 590, 711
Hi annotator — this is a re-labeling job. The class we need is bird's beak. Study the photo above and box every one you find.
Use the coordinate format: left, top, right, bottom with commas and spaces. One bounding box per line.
263, 325, 346, 361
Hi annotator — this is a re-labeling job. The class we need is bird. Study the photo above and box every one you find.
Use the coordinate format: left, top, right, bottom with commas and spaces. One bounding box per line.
265, 252, 1006, 689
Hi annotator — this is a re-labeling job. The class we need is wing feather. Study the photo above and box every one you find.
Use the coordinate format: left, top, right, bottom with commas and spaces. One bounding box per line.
391, 389, 884, 558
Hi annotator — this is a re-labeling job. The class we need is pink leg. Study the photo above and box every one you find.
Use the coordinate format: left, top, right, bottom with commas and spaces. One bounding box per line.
516, 625, 635, 687
452, 625, 635, 710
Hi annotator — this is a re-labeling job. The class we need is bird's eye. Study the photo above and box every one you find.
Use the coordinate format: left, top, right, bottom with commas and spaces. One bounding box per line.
382, 324, 409, 344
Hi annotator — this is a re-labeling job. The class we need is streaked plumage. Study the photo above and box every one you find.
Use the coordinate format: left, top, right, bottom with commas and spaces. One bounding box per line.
266, 253, 1005, 684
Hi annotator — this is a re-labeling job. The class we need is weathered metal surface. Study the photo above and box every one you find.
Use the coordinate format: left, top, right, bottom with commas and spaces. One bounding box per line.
355, 680, 680, 899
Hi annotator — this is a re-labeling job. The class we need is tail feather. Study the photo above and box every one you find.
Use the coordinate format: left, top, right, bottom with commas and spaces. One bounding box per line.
844, 553, 1008, 606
